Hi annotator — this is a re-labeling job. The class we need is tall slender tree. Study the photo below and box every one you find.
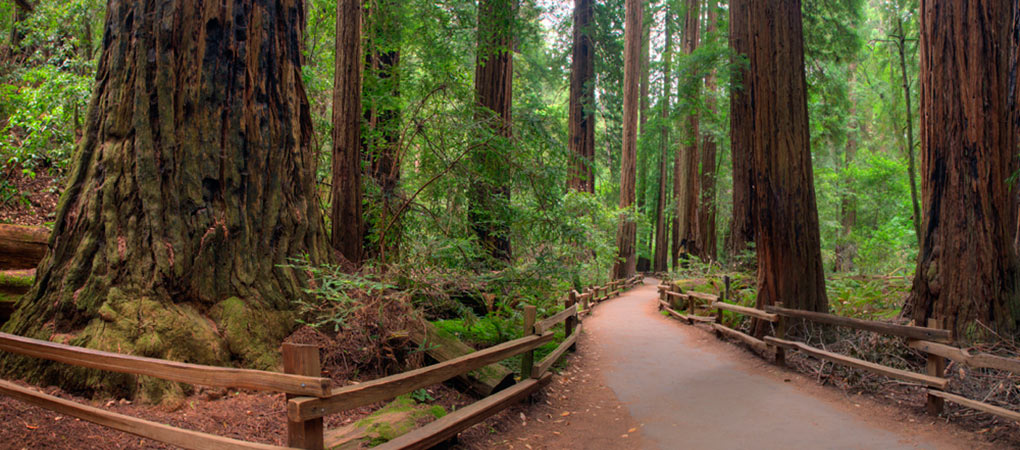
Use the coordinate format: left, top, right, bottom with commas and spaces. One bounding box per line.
749, 0, 828, 314
471, 0, 515, 262
726, 0, 755, 261
3, 0, 329, 395
653, 2, 673, 273
613, 0, 642, 279
363, 0, 404, 261
697, 1, 719, 262
332, 0, 365, 265
905, 0, 1019, 337
673, 0, 701, 267
568, 0, 596, 193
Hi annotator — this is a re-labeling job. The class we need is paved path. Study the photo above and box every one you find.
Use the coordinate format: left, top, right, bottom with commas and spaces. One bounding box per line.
585, 278, 944, 450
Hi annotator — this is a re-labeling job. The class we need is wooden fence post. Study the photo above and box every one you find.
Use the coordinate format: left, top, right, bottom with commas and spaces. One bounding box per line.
581, 289, 590, 312
522, 305, 537, 379
774, 302, 786, 367
926, 318, 947, 416
715, 276, 730, 336
283, 343, 324, 450
566, 291, 578, 351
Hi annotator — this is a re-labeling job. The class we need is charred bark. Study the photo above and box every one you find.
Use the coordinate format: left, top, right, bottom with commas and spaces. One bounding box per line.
906, 0, 1020, 338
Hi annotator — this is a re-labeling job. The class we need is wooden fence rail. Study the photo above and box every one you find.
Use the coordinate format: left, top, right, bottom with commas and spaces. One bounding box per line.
0, 332, 331, 397
1, 275, 645, 450
663, 278, 1020, 426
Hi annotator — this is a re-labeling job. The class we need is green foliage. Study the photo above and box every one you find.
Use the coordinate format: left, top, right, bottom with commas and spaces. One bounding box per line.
282, 260, 394, 332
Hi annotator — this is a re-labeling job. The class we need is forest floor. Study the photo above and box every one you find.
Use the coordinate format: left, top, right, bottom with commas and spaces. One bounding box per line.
0, 170, 59, 226
460, 279, 1016, 449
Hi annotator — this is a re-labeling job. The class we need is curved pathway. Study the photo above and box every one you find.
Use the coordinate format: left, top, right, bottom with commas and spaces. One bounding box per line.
467, 278, 991, 449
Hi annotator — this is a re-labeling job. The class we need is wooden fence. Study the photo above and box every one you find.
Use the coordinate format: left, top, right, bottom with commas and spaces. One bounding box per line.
0, 274, 643, 450
658, 278, 1020, 424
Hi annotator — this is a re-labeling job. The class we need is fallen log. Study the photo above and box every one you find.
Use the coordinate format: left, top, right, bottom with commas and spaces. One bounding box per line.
324, 396, 448, 449
0, 224, 48, 270
408, 321, 515, 397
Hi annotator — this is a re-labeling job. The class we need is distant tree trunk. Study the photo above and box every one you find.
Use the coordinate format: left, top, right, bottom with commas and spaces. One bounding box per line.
568, 0, 595, 193
363, 0, 403, 262
905, 0, 1019, 338
726, 0, 755, 261
2, 0, 329, 399
653, 4, 673, 273
834, 103, 858, 273
896, 15, 922, 247
637, 3, 652, 218
673, 0, 701, 267
749, 0, 828, 318
332, 0, 365, 266
471, 0, 514, 262
613, 0, 641, 279
696, 1, 719, 262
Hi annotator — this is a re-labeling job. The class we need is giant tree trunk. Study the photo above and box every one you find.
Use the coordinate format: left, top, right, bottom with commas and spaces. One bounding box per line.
2, 0, 329, 401
332, 0, 365, 266
725, 0, 755, 261
653, 5, 673, 274
471, 0, 514, 262
673, 0, 701, 267
696, 2, 719, 263
613, 0, 641, 279
749, 0, 828, 316
363, 0, 403, 262
905, 0, 1020, 338
568, 0, 595, 193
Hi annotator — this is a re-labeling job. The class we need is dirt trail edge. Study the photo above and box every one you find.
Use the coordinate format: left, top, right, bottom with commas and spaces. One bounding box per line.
464, 278, 998, 450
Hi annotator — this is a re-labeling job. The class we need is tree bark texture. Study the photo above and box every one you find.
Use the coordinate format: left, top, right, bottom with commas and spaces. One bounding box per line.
471, 0, 514, 262
906, 0, 1020, 338
363, 0, 403, 261
2, 0, 329, 398
653, 5, 673, 273
673, 0, 701, 267
696, 1, 719, 262
568, 0, 595, 193
332, 0, 365, 266
637, 3, 651, 212
749, 0, 828, 314
726, 0, 755, 261
613, 0, 641, 279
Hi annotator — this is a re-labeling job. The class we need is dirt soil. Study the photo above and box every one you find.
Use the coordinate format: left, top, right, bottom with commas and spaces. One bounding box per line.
0, 170, 59, 226
459, 278, 1015, 450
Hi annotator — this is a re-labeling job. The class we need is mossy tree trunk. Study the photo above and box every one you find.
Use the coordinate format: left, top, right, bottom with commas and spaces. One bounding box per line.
2, 0, 329, 401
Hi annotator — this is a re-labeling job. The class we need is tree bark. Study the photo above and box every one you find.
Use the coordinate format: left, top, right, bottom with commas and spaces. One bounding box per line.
749, 0, 828, 316
613, 0, 641, 279
653, 4, 673, 273
2, 0, 329, 399
332, 0, 365, 266
726, 0, 755, 261
673, 0, 701, 267
471, 0, 515, 262
905, 0, 1019, 338
568, 0, 595, 193
363, 0, 403, 262
696, 1, 719, 263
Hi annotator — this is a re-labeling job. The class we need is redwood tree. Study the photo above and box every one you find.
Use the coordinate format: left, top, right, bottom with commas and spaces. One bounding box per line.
697, 1, 719, 262
2, 0, 329, 398
726, 0, 755, 260
905, 0, 1020, 337
749, 0, 828, 313
332, 0, 365, 265
673, 0, 701, 267
471, 0, 515, 262
568, 0, 595, 193
613, 0, 641, 279
653, 4, 673, 273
